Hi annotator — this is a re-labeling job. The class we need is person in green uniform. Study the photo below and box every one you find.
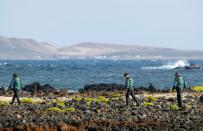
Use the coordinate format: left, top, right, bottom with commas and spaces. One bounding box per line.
9, 73, 22, 105
124, 73, 140, 106
172, 72, 187, 108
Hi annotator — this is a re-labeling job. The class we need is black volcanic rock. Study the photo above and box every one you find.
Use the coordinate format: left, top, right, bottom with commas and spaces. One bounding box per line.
79, 83, 170, 93
0, 87, 6, 95
0, 91, 203, 130
79, 83, 126, 92
22, 82, 57, 93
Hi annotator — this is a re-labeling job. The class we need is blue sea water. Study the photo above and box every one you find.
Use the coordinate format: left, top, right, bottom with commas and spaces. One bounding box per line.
0, 59, 203, 91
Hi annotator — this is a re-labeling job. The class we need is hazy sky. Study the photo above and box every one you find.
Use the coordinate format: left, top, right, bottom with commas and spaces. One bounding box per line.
0, 0, 202, 49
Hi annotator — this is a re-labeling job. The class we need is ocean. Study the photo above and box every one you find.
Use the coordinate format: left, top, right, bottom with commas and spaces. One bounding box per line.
0, 59, 203, 91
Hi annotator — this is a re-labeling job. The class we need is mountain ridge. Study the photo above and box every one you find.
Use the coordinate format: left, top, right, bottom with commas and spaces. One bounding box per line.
0, 35, 203, 59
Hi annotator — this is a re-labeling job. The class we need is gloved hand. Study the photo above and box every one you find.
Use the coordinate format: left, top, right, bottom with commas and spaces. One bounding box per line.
172, 86, 176, 93
169, 88, 173, 93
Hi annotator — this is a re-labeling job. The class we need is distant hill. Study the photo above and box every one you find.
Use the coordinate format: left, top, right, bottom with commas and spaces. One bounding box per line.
58, 42, 203, 59
1, 35, 203, 59
0, 36, 57, 59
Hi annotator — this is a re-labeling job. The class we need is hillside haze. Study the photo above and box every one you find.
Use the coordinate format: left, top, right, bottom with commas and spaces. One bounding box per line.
0, 36, 57, 59
0, 36, 203, 59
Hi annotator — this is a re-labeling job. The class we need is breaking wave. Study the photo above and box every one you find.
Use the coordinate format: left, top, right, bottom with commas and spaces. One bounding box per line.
142, 60, 189, 70
0, 62, 8, 66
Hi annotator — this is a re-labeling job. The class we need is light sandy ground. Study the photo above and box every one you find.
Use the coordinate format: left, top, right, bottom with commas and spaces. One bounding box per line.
0, 96, 43, 102
0, 92, 193, 103
0, 96, 73, 102
145, 92, 184, 99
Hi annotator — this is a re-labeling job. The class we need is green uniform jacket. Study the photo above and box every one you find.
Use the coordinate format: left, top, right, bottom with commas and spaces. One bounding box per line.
9, 77, 22, 90
125, 77, 134, 89
173, 76, 187, 90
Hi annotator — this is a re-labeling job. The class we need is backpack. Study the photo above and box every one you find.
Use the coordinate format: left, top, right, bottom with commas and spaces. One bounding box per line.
13, 77, 21, 89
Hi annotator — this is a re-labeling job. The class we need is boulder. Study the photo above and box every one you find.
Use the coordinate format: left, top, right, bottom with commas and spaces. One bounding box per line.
80, 83, 170, 93
79, 83, 126, 92
0, 86, 6, 95
22, 82, 57, 93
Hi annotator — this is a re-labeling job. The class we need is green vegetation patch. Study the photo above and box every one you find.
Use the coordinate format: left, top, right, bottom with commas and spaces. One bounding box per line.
169, 104, 179, 110
74, 97, 83, 101
112, 93, 123, 98
143, 102, 154, 107
55, 100, 65, 107
0, 101, 9, 106
65, 107, 76, 112
147, 96, 157, 102
21, 98, 33, 103
97, 96, 110, 103
84, 97, 95, 102
47, 107, 65, 113
192, 86, 203, 92
73, 96, 110, 104
57, 102, 65, 107
47, 107, 76, 113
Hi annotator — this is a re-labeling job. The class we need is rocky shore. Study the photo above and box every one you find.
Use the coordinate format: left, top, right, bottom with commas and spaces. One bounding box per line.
0, 83, 202, 131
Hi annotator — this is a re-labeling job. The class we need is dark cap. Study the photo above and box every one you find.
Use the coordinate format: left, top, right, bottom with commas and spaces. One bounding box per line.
175, 72, 180, 77
123, 73, 129, 77
13, 73, 18, 78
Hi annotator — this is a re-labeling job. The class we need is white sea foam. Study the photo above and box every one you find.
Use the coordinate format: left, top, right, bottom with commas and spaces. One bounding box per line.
142, 60, 189, 70
0, 62, 8, 66
68, 90, 78, 93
